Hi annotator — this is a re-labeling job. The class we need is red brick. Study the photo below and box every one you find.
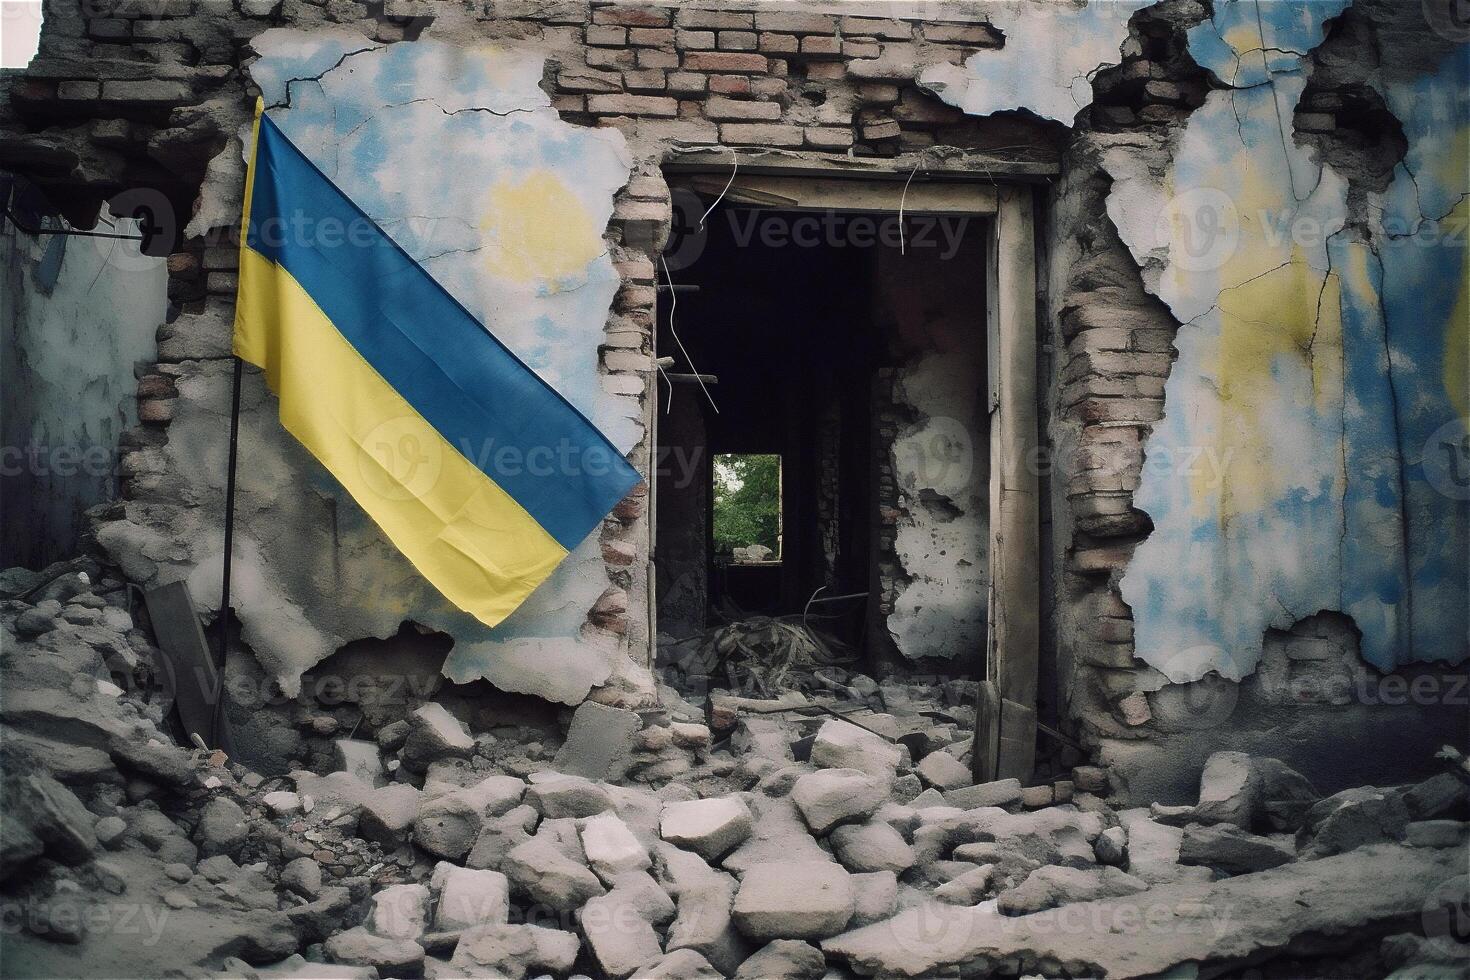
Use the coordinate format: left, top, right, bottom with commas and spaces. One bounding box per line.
805, 126, 854, 149
585, 24, 625, 45
708, 75, 751, 95
557, 67, 623, 93
838, 16, 913, 39
753, 11, 836, 33
805, 62, 846, 80
676, 29, 715, 49
719, 123, 803, 146
623, 69, 667, 92
718, 30, 757, 50
750, 77, 786, 97
666, 71, 708, 95
675, 8, 752, 29
683, 51, 767, 73
922, 22, 1003, 45
758, 32, 798, 54
843, 39, 881, 58
627, 26, 673, 46
592, 6, 671, 27
588, 93, 679, 116
587, 47, 636, 68
704, 96, 782, 121
800, 35, 842, 56
638, 48, 678, 68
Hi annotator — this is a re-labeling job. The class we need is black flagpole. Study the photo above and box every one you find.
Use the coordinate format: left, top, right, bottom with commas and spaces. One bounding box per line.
214, 355, 244, 750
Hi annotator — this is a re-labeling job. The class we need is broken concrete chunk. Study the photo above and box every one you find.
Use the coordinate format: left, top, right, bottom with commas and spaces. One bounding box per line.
732, 860, 854, 941
1404, 819, 1468, 848
449, 923, 580, 977
996, 865, 1148, 916
1179, 823, 1295, 875
791, 768, 886, 834
580, 811, 652, 881
1192, 751, 1255, 828
193, 796, 247, 859
466, 804, 537, 871
660, 795, 754, 861
656, 842, 749, 974
1403, 772, 1468, 819
640, 948, 724, 979
331, 739, 385, 786
734, 939, 827, 979
431, 864, 509, 932
1250, 757, 1320, 833
553, 700, 642, 782
933, 864, 994, 905
356, 783, 421, 849
526, 771, 614, 818
400, 703, 474, 774
280, 856, 323, 899
609, 869, 676, 925
809, 719, 902, 779
503, 836, 606, 911
8, 773, 98, 865
580, 891, 664, 978
263, 790, 302, 816
1298, 786, 1410, 858
367, 882, 431, 941
916, 750, 972, 791
828, 819, 915, 873
414, 791, 485, 862
944, 778, 1022, 810
324, 927, 424, 975
1093, 825, 1128, 866
849, 870, 898, 927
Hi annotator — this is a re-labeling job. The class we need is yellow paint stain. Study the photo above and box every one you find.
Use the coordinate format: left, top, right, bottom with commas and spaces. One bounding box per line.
1221, 20, 1267, 80
1197, 249, 1342, 519
480, 171, 603, 283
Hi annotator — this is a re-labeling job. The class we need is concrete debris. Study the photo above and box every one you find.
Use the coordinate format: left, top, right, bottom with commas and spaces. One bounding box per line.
660, 795, 754, 860
732, 860, 855, 941
553, 700, 642, 782
0, 576, 1462, 979
791, 768, 886, 833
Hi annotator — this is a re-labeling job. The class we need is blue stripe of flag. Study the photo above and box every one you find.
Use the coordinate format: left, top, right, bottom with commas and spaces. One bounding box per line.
244, 113, 640, 550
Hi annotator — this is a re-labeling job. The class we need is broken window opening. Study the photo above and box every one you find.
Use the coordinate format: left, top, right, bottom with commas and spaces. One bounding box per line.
712, 453, 783, 565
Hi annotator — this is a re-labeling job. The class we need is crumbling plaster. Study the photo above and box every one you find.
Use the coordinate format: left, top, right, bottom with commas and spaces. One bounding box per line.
0, 204, 165, 568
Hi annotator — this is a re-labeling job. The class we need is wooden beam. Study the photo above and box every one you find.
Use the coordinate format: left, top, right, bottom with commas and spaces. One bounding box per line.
981, 184, 1040, 782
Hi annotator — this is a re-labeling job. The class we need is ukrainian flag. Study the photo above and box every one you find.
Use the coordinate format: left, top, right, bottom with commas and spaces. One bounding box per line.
233, 102, 641, 627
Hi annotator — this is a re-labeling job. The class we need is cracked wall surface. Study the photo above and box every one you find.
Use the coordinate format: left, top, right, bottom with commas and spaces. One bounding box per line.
99, 31, 648, 704
1112, 2, 1468, 682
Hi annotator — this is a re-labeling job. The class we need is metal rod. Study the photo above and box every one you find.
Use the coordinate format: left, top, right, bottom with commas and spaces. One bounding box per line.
3, 207, 145, 241
213, 356, 244, 747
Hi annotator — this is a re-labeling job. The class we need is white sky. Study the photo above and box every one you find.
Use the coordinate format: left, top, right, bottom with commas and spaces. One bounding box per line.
1, 1, 44, 70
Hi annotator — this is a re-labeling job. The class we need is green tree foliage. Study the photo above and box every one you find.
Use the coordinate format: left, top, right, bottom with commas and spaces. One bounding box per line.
713, 454, 781, 558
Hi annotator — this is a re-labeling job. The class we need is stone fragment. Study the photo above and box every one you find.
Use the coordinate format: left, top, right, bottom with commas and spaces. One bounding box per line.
526, 772, 614, 818
732, 861, 854, 941
791, 769, 885, 834
1093, 825, 1128, 866
916, 751, 972, 791
581, 891, 664, 978
809, 720, 902, 779
553, 701, 642, 781
670, 723, 712, 749
431, 864, 510, 931
6, 775, 96, 866
466, 804, 537, 871
193, 797, 247, 858
996, 865, 1148, 916
263, 791, 302, 816
656, 842, 748, 974
1403, 772, 1467, 819
934, 865, 994, 905
332, 739, 385, 786
94, 815, 127, 848
325, 927, 424, 974
368, 882, 431, 941
1179, 824, 1295, 875
400, 703, 474, 773
849, 870, 898, 927
609, 869, 676, 925
1299, 787, 1410, 858
642, 948, 723, 978
1072, 765, 1109, 794
660, 796, 754, 861
581, 811, 651, 881
829, 820, 914, 873
735, 939, 826, 979
944, 778, 1022, 810
357, 783, 422, 849
449, 923, 580, 977
414, 791, 485, 862
280, 857, 323, 898
1404, 819, 1468, 848
1019, 785, 1054, 809
503, 836, 606, 911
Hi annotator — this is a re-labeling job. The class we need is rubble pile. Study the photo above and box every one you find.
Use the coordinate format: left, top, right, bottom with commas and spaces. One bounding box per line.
2, 562, 1468, 979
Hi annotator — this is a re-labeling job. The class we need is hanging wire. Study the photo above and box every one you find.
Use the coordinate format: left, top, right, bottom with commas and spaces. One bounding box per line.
897, 155, 923, 255
697, 146, 738, 230
660, 253, 719, 415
